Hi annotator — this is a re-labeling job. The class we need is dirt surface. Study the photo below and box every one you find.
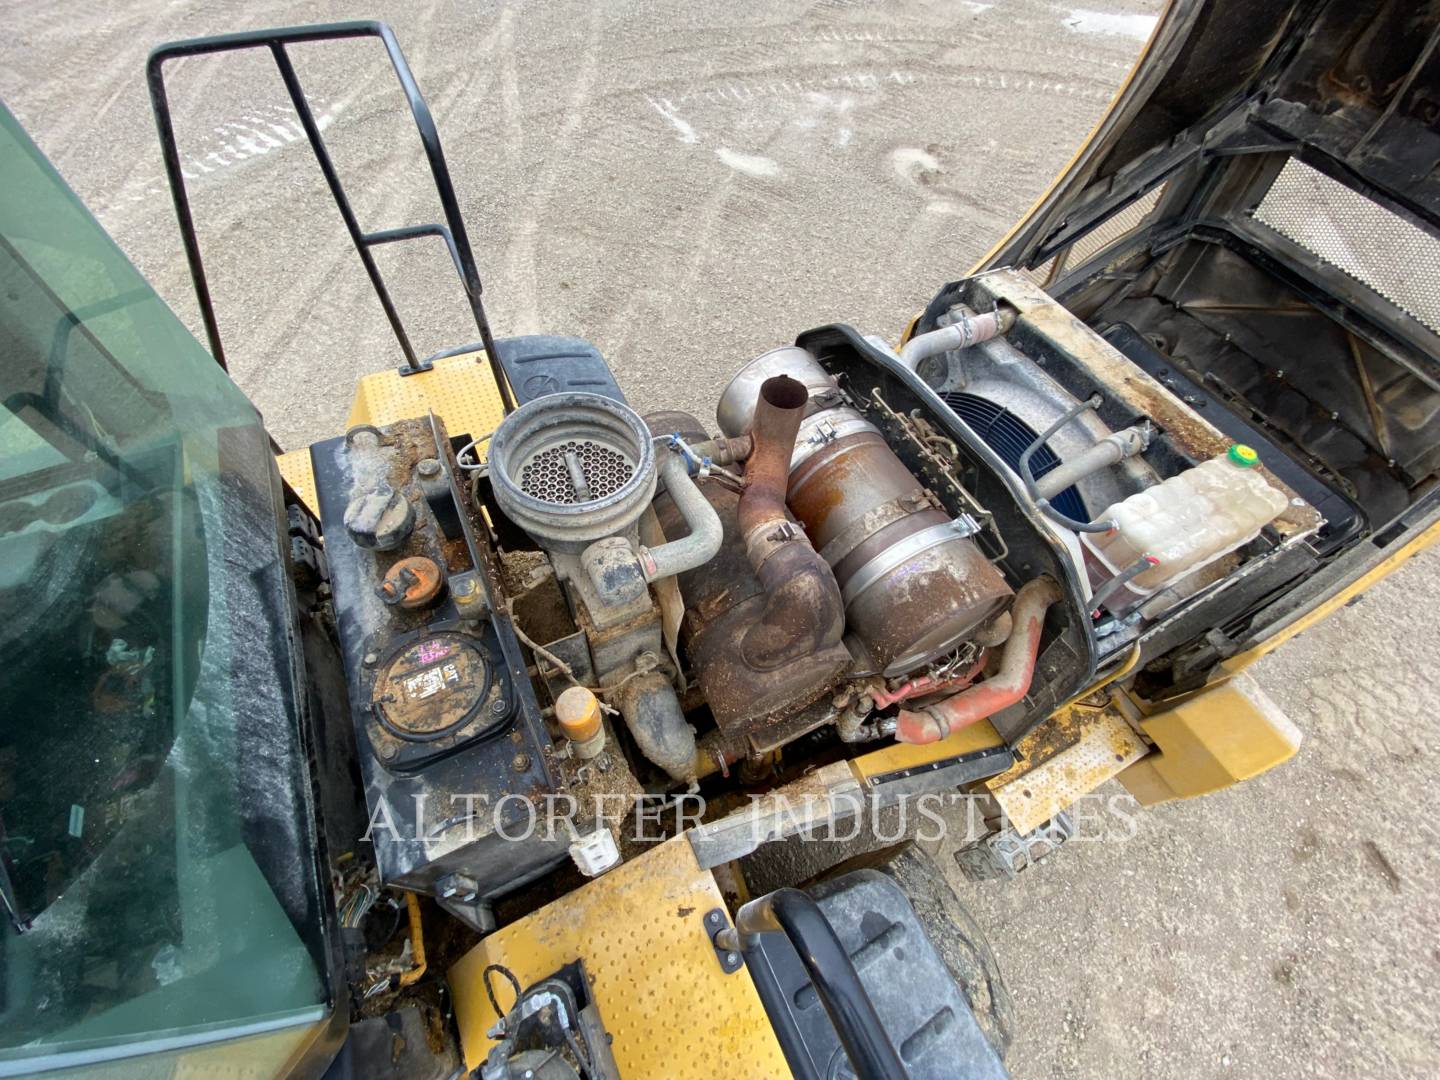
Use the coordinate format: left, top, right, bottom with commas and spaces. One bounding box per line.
5, 1, 1439, 1077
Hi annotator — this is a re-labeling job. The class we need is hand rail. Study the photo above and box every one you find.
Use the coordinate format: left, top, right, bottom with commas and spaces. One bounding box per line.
146, 20, 514, 407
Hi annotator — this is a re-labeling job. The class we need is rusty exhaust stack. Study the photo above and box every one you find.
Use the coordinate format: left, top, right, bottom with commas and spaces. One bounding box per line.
895, 577, 1062, 744
737, 375, 846, 669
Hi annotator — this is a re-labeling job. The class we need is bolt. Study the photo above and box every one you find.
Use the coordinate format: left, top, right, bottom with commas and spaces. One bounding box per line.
417, 457, 441, 478
726, 952, 739, 966
708, 911, 721, 926
379, 744, 395, 761
492, 698, 508, 716
363, 651, 379, 667
512, 752, 530, 772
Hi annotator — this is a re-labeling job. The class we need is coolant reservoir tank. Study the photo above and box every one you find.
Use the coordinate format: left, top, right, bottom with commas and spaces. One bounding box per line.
1081, 445, 1290, 594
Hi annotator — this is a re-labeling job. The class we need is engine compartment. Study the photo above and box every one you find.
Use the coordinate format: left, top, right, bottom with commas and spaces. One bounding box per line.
306, 280, 1333, 948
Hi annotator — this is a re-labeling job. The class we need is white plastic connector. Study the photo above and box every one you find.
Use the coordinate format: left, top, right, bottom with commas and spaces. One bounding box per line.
569, 828, 621, 877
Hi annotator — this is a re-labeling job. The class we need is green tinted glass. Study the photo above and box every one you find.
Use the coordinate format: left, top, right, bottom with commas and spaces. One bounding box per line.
0, 108, 327, 1071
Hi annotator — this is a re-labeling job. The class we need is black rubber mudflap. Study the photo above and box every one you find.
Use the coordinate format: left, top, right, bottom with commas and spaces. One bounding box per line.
492, 335, 627, 405
755, 868, 1010, 1079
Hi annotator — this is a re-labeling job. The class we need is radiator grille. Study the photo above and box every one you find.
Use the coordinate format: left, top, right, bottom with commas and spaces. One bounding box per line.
942, 392, 1088, 521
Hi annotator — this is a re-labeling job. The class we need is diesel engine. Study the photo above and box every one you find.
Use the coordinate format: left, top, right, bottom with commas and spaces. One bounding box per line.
310, 269, 1321, 929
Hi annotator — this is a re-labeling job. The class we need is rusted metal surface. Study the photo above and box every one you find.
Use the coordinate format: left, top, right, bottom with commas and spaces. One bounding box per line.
739, 375, 807, 540
896, 577, 1062, 743
787, 418, 1012, 676
378, 554, 445, 609
654, 474, 848, 740
735, 376, 847, 671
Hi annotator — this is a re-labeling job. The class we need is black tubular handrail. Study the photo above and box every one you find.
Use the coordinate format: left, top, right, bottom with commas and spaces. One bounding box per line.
718, 888, 909, 1080
146, 20, 514, 407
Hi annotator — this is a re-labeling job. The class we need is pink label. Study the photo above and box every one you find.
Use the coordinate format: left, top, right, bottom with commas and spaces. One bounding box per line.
414, 639, 453, 664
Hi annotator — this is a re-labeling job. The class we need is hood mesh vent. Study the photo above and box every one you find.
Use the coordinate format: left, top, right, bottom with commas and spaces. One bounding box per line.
1252, 157, 1439, 335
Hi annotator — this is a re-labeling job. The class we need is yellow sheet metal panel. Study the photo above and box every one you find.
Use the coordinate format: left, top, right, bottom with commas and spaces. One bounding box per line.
852, 719, 1004, 782
277, 448, 319, 515
990, 707, 1147, 835
347, 350, 507, 447
448, 837, 789, 1079
272, 350, 506, 517
1117, 671, 1302, 805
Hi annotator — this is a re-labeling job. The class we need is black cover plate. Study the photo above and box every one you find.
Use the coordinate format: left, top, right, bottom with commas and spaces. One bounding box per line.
755, 869, 1008, 1079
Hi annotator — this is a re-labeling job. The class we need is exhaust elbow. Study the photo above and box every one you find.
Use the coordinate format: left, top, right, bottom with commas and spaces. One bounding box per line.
737, 375, 846, 670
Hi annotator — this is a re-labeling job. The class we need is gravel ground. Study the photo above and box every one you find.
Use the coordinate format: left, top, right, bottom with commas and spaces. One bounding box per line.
4, 1, 1438, 1077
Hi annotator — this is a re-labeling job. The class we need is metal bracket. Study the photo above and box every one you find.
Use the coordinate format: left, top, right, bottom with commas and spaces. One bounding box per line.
949, 512, 983, 538
805, 417, 840, 446
703, 908, 743, 975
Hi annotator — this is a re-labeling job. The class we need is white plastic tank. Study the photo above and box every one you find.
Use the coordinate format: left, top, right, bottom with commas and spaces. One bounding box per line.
1081, 444, 1290, 595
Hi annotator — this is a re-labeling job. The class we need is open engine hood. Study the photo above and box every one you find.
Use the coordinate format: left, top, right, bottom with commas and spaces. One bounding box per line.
980, 0, 1440, 275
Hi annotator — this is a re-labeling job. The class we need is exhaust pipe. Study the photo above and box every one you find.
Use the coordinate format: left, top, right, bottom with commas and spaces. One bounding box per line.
895, 577, 1062, 743
737, 376, 846, 669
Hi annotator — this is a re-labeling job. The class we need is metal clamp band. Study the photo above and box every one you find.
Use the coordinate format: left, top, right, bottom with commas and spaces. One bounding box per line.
840, 518, 982, 607
816, 490, 943, 567
788, 408, 878, 472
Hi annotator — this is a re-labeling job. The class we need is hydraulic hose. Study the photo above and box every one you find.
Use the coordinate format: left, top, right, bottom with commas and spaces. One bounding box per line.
895, 577, 1062, 744
1018, 395, 1117, 534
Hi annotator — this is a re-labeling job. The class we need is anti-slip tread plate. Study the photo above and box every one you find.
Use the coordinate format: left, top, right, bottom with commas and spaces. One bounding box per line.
449, 837, 789, 1078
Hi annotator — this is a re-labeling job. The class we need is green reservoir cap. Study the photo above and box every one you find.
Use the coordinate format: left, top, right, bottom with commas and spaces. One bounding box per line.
1227, 444, 1260, 468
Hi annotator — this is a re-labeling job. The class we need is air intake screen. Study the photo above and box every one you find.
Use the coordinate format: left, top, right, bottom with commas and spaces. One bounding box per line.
942, 392, 1088, 522
1252, 158, 1440, 335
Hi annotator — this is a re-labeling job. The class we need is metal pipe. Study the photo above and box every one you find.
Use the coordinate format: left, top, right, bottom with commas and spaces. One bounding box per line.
722, 889, 908, 1080
640, 452, 724, 581
895, 577, 1062, 744
897, 306, 1016, 372
1033, 423, 1152, 501
687, 432, 753, 468
1018, 394, 1117, 533
870, 651, 988, 709
737, 376, 846, 670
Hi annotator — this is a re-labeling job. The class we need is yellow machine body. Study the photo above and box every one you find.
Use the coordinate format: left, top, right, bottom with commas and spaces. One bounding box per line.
449, 839, 788, 1078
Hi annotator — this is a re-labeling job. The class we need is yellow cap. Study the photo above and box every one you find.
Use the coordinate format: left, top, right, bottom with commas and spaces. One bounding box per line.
556, 686, 602, 743
1227, 444, 1260, 468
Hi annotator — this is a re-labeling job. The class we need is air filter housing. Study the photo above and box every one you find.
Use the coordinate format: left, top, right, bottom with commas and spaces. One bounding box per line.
488, 393, 658, 554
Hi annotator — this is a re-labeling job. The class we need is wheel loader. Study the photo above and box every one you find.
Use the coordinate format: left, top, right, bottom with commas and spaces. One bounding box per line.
2, 1, 1438, 1076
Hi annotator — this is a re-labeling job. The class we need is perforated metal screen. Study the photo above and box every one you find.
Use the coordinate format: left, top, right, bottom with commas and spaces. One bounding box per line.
1022, 183, 1165, 289
1252, 158, 1440, 335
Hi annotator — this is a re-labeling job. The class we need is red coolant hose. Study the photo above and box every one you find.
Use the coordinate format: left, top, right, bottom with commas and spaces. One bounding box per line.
895, 576, 1062, 744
